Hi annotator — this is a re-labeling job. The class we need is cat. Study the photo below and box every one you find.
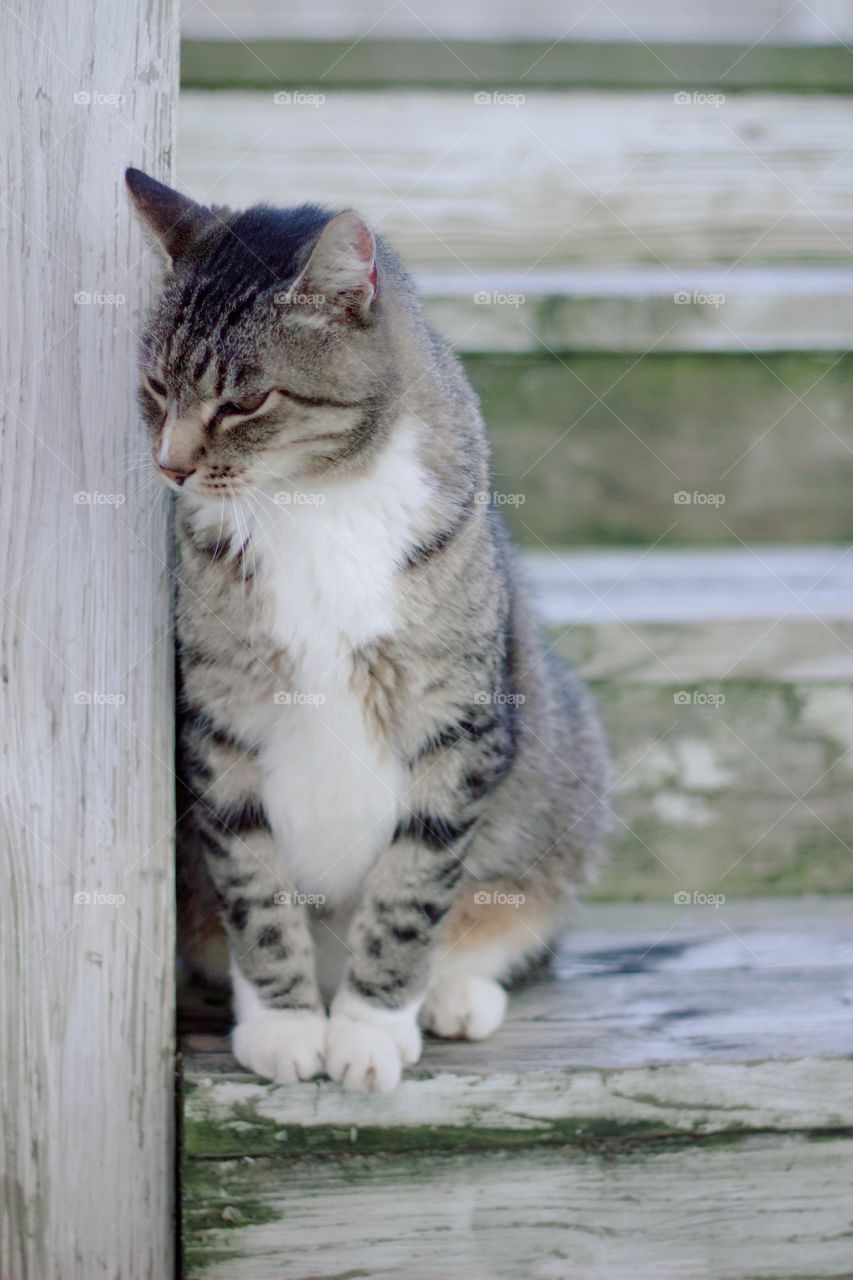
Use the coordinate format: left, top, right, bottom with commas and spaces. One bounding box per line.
126, 167, 611, 1093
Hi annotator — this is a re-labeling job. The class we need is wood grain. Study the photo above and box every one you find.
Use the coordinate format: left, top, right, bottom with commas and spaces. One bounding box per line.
182, 896, 853, 1082
0, 1, 178, 1275
182, 1138, 853, 1279
181, 900, 853, 1276
178, 91, 853, 268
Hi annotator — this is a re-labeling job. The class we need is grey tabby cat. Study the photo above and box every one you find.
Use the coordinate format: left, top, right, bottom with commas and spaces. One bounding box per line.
126, 167, 610, 1093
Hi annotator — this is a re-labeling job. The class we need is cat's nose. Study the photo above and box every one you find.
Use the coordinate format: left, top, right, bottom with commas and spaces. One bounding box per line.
159, 464, 195, 487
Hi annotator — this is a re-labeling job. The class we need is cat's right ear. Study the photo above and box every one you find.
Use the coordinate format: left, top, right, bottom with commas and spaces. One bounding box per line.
125, 168, 212, 267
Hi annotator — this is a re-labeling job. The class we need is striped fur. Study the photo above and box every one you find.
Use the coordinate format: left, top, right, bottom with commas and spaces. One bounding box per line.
128, 170, 611, 1091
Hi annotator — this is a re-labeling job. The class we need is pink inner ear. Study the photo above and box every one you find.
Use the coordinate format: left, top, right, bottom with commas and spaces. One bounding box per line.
350, 221, 374, 266
344, 219, 377, 301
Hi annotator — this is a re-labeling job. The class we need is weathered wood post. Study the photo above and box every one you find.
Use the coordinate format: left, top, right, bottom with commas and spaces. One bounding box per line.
0, 2, 178, 1275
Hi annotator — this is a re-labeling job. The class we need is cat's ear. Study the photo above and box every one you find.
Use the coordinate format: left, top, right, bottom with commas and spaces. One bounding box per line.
291, 211, 378, 321
125, 168, 213, 267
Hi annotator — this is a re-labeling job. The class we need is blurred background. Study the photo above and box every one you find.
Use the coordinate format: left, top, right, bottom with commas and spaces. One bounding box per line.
176, 1, 853, 901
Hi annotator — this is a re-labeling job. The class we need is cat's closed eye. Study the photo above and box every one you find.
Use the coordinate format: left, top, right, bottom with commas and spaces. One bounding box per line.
215, 390, 274, 421
145, 374, 167, 399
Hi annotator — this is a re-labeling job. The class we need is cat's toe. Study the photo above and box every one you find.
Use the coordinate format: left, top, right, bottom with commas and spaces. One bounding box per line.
232, 1009, 327, 1083
421, 974, 507, 1040
325, 1016, 405, 1093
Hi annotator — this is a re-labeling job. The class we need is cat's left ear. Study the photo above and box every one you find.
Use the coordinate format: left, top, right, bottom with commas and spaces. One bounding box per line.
290, 211, 378, 322
125, 168, 213, 267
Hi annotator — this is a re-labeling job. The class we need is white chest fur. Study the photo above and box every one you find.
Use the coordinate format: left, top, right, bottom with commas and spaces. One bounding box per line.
223, 422, 430, 903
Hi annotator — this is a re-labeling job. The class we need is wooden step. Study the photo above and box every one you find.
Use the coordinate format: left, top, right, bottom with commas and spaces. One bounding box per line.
535, 547, 853, 899
180, 897, 853, 1278
181, 0, 853, 90
417, 267, 853, 353
178, 90, 853, 268
180, 40, 853, 92
472, 351, 853, 548
182, 0, 853, 45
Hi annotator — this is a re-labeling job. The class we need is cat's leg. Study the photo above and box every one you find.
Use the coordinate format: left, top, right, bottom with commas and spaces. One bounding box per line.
325, 714, 504, 1091
325, 808, 481, 1090
421, 879, 564, 1040
325, 831, 469, 1092
182, 711, 326, 1083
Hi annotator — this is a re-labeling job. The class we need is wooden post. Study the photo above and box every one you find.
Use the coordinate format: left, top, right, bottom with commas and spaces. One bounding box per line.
0, 2, 178, 1275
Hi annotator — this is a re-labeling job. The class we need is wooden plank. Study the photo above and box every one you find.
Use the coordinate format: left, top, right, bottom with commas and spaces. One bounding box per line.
180, 39, 853, 92
182, 897, 853, 1140
526, 546, 853, 625
467, 353, 853, 547
417, 268, 853, 353
181, 0, 853, 44
554, 618, 853, 682
539, 549, 853, 682
0, 2, 178, 1276
183, 1057, 853, 1154
181, 1138, 853, 1279
183, 956, 853, 1080
178, 91, 853, 267
181, 901, 853, 1271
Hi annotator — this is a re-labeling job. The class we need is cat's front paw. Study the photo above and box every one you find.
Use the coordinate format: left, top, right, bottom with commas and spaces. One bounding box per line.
232, 1009, 327, 1083
421, 974, 507, 1040
326, 992, 422, 1093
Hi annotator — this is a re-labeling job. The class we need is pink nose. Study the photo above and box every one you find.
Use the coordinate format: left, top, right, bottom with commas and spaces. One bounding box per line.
159, 465, 194, 487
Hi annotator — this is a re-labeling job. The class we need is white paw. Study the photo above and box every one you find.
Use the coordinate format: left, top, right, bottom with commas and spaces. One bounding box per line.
232, 1009, 327, 1083
326, 991, 423, 1093
421, 975, 507, 1040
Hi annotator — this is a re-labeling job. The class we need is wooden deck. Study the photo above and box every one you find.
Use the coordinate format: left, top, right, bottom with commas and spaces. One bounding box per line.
181, 898, 853, 1278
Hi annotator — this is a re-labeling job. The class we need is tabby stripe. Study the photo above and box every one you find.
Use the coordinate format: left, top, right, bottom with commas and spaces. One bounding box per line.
403, 500, 475, 571
409, 899, 450, 926
393, 813, 476, 851
180, 514, 230, 561
281, 386, 370, 410
411, 713, 500, 762
197, 828, 229, 860
182, 703, 256, 754
192, 348, 212, 382
204, 796, 271, 838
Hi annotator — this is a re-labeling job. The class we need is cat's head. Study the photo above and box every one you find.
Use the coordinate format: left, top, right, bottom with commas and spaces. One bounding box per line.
126, 168, 399, 499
